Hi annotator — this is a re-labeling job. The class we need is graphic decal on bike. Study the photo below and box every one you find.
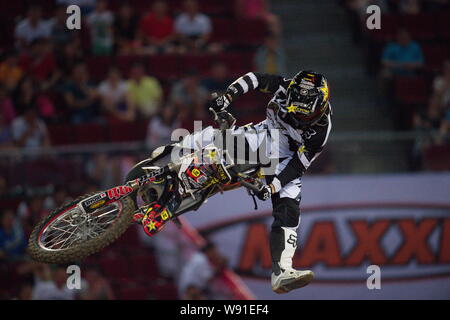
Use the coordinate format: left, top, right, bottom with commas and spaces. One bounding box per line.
107, 185, 134, 200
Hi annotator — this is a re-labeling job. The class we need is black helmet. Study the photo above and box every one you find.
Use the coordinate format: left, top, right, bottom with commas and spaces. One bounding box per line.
281, 70, 330, 129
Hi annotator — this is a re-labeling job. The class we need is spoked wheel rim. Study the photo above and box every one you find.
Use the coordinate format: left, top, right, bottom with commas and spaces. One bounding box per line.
37, 201, 123, 251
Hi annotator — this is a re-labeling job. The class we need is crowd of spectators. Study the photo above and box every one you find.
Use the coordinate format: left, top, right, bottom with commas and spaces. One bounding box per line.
0, 0, 283, 152
341, 0, 450, 170
0, 0, 284, 300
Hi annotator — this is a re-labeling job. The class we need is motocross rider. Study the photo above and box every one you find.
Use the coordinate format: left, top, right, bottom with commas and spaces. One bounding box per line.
138, 70, 332, 293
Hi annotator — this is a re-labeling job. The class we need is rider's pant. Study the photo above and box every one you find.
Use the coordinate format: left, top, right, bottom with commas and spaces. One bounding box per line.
267, 157, 302, 274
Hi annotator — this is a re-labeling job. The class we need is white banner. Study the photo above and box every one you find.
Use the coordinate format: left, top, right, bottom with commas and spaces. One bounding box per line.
183, 173, 450, 299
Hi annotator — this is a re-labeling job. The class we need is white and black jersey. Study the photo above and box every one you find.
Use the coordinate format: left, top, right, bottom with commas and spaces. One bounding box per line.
226, 72, 332, 188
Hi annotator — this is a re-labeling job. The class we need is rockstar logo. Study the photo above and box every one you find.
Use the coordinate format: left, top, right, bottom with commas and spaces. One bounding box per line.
147, 220, 157, 231
287, 105, 298, 113
320, 83, 329, 101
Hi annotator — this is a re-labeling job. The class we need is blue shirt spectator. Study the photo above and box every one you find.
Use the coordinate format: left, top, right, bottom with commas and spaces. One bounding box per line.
0, 210, 27, 261
382, 29, 424, 76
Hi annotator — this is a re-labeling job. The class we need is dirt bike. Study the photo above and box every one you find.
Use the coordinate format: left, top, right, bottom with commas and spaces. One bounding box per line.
28, 109, 265, 264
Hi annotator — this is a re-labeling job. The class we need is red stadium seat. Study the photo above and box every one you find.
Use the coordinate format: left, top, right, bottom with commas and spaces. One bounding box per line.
436, 13, 450, 41
367, 14, 397, 43
48, 124, 75, 145
119, 285, 150, 300
73, 123, 107, 144
107, 120, 147, 142
422, 44, 449, 72
152, 282, 178, 300
235, 19, 269, 46
147, 55, 181, 79
128, 254, 158, 280
394, 76, 430, 106
399, 13, 437, 41
86, 56, 114, 82
211, 18, 236, 44
423, 145, 450, 171
182, 54, 214, 75
100, 256, 132, 279
116, 55, 149, 78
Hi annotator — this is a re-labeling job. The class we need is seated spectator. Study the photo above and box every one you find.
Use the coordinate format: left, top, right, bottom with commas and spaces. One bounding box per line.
0, 84, 16, 125
0, 209, 27, 261
98, 68, 134, 122
235, 0, 281, 37
254, 34, 287, 76
55, 40, 84, 78
43, 186, 72, 212
146, 106, 180, 147
63, 63, 99, 123
170, 69, 209, 119
86, 0, 114, 56
438, 110, 450, 144
0, 51, 24, 92
14, 6, 51, 50
178, 241, 226, 299
381, 28, 424, 77
201, 62, 232, 94
113, 3, 139, 55
18, 38, 58, 88
174, 0, 219, 53
11, 106, 51, 149
12, 77, 55, 121
17, 195, 49, 237
31, 264, 75, 300
126, 63, 163, 118
16, 282, 33, 300
429, 59, 450, 115
0, 113, 14, 149
81, 267, 115, 300
139, 0, 175, 55
49, 5, 77, 46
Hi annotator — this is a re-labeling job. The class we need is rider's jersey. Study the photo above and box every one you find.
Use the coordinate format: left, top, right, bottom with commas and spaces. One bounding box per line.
226, 72, 332, 189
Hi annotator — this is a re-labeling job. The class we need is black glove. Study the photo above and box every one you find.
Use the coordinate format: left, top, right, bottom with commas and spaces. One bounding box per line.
255, 184, 272, 201
209, 93, 232, 112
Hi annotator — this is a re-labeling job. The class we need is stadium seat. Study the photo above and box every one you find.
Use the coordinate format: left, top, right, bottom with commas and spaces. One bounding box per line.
128, 254, 158, 279
116, 55, 149, 78
73, 123, 107, 144
86, 56, 114, 82
234, 19, 269, 46
422, 44, 449, 72
394, 76, 430, 106
100, 256, 132, 279
367, 14, 397, 43
48, 124, 75, 146
119, 285, 150, 300
399, 13, 437, 41
152, 282, 178, 300
107, 120, 147, 142
436, 13, 450, 41
182, 54, 214, 75
423, 145, 450, 171
211, 18, 236, 44
147, 55, 181, 79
